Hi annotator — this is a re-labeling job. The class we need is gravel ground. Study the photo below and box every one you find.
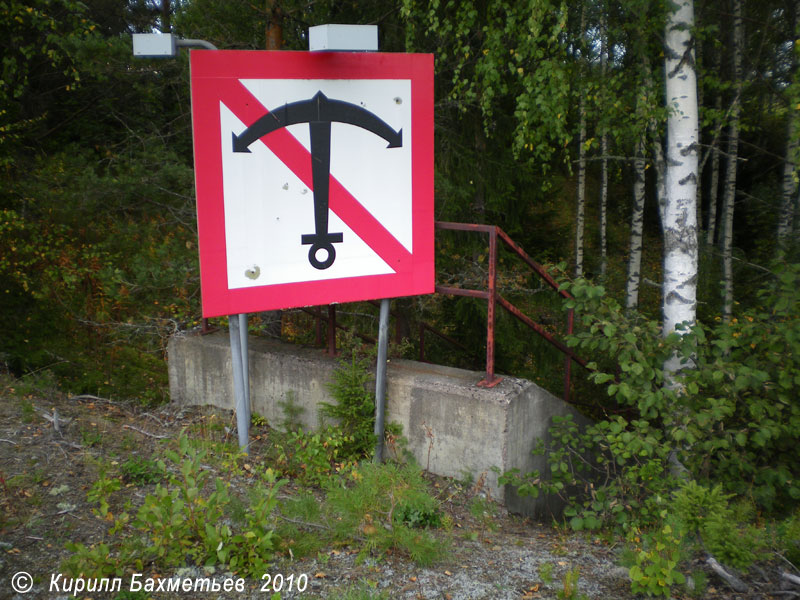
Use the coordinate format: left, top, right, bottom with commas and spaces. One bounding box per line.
0, 381, 789, 599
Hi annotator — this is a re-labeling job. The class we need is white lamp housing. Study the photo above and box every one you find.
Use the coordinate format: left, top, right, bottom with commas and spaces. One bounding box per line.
308, 25, 378, 52
132, 33, 178, 58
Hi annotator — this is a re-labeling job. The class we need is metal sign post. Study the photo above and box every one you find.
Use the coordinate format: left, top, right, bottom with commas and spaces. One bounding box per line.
373, 298, 390, 462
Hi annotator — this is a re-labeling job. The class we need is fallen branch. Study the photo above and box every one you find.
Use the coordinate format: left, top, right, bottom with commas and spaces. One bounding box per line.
0, 438, 17, 445
706, 555, 748, 593
53, 440, 83, 450
276, 514, 364, 541
140, 412, 165, 426
122, 424, 169, 439
782, 571, 800, 588
277, 515, 332, 532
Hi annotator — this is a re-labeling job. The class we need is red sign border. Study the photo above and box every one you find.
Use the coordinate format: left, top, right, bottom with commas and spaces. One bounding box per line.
190, 50, 434, 318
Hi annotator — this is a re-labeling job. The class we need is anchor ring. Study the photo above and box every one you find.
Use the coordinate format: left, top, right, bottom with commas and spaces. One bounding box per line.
308, 243, 336, 270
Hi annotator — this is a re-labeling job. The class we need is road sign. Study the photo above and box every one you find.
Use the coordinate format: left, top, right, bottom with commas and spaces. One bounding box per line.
190, 50, 434, 318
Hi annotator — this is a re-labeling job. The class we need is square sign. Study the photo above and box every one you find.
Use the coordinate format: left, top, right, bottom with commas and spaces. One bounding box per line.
190, 50, 434, 318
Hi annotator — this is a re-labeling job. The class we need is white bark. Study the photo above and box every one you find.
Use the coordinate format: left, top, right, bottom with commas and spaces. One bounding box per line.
575, 6, 587, 279
576, 102, 587, 278
663, 0, 699, 357
721, 0, 743, 323
778, 120, 798, 247
626, 136, 647, 310
599, 11, 609, 279
778, 5, 799, 249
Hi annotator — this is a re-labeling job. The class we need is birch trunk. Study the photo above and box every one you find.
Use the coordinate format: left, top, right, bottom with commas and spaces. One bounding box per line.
576, 101, 587, 278
599, 11, 609, 279
663, 0, 699, 363
575, 6, 587, 279
777, 2, 800, 250
626, 136, 647, 310
777, 116, 796, 250
721, 0, 743, 323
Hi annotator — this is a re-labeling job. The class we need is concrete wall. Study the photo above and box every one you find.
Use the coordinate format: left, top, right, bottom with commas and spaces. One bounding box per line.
168, 331, 585, 517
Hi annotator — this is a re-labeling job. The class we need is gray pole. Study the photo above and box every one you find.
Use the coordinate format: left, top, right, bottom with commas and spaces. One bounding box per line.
228, 315, 249, 451
238, 313, 251, 424
373, 298, 390, 462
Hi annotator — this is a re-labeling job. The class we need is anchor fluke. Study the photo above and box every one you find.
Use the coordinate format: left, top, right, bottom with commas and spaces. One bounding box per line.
232, 132, 252, 153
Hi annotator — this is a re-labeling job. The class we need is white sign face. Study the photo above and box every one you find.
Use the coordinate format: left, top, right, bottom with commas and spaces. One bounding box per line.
191, 50, 434, 317
221, 79, 412, 290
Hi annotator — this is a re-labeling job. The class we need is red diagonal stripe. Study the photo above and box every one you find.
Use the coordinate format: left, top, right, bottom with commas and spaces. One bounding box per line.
217, 79, 412, 272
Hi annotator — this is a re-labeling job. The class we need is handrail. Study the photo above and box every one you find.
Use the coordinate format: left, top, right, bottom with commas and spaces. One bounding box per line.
434, 221, 588, 401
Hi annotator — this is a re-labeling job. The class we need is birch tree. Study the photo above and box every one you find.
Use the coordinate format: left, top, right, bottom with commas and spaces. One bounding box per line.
575, 2, 589, 278
721, 0, 743, 323
662, 0, 699, 362
626, 135, 647, 310
599, 8, 609, 279
777, 0, 800, 251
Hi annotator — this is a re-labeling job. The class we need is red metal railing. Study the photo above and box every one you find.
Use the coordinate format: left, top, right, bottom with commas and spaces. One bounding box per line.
203, 222, 589, 402
433, 222, 589, 401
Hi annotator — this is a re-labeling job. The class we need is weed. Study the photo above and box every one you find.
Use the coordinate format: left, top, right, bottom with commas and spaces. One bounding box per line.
119, 456, 163, 485
469, 496, 498, 531
19, 397, 35, 423
329, 579, 389, 600
539, 562, 554, 585
251, 411, 268, 427
557, 567, 588, 600
63, 435, 285, 579
324, 462, 447, 566
628, 519, 687, 597
277, 390, 304, 432
80, 428, 103, 447
322, 350, 377, 457
86, 471, 122, 519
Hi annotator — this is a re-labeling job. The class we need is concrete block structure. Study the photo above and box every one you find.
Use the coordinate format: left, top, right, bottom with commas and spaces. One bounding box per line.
168, 331, 585, 517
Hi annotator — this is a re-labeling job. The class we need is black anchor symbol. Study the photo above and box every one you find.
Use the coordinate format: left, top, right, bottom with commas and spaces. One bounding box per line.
232, 91, 403, 270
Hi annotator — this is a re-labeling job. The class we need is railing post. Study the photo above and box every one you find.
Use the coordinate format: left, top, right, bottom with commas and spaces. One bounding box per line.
479, 227, 501, 387
315, 306, 323, 346
327, 304, 337, 355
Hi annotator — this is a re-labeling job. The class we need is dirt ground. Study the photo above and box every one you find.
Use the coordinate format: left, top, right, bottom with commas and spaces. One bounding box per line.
0, 382, 790, 599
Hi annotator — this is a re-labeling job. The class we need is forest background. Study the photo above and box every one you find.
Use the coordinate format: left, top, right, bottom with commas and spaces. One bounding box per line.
2, 0, 799, 532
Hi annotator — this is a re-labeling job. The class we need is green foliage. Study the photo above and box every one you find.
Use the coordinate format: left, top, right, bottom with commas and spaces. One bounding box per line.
628, 520, 687, 597
277, 390, 304, 432
119, 456, 164, 486
510, 268, 800, 519
499, 269, 800, 595
250, 411, 268, 427
557, 567, 589, 600
63, 436, 285, 579
668, 481, 763, 577
776, 508, 800, 566
322, 351, 377, 458
277, 425, 356, 485
324, 462, 446, 566
538, 561, 554, 585
86, 470, 122, 519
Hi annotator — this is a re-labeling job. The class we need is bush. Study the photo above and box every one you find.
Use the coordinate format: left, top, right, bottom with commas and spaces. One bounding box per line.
500, 264, 800, 594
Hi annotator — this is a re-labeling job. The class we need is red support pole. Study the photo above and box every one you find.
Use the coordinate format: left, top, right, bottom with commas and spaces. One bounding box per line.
479, 228, 501, 387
